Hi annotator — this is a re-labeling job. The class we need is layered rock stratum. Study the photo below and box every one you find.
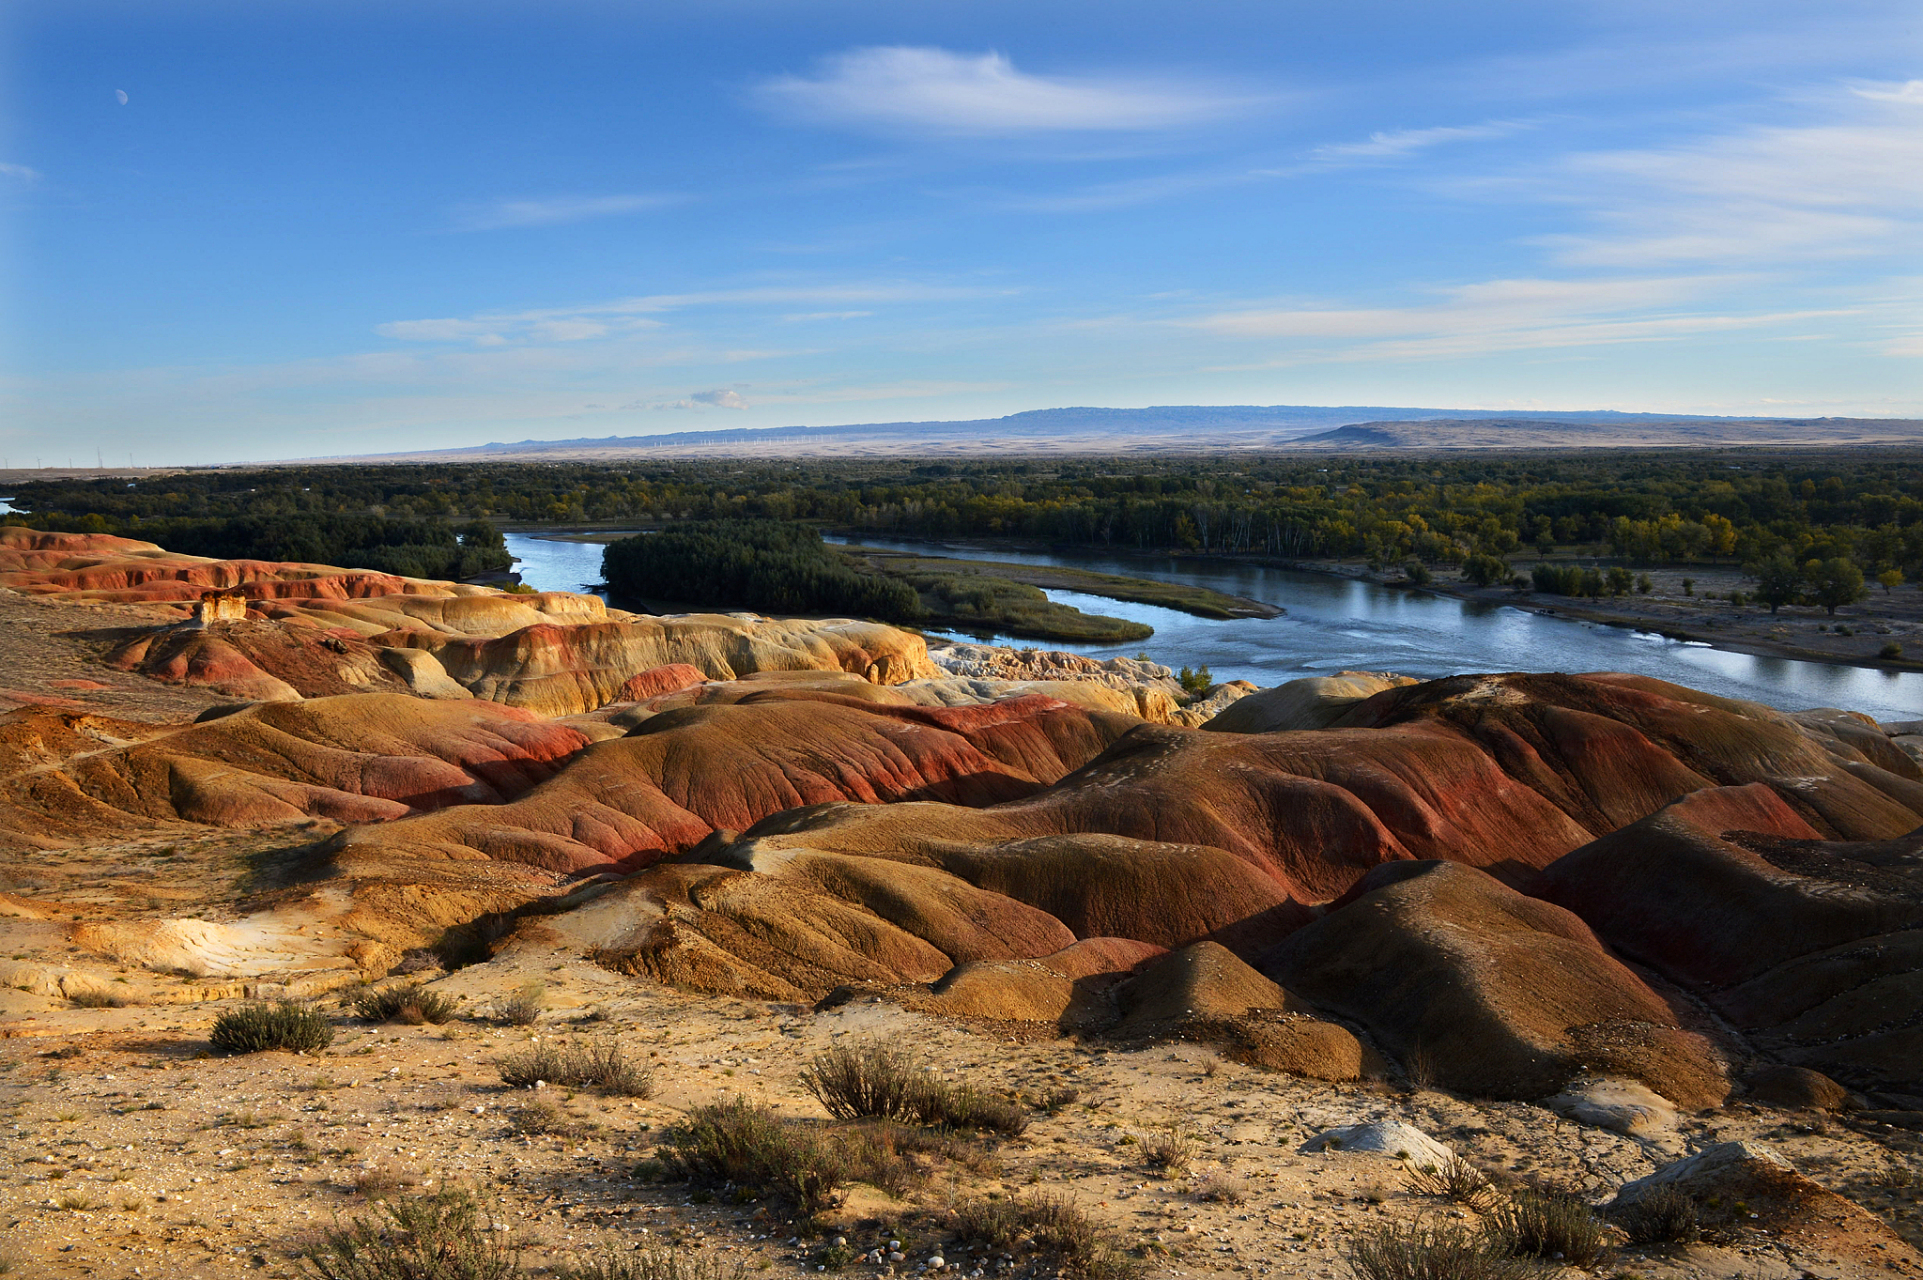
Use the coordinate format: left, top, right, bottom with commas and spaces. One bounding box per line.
2, 526, 1921, 1280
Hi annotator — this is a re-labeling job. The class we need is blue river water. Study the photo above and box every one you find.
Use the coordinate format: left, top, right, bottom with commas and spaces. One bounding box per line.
504, 532, 1922, 722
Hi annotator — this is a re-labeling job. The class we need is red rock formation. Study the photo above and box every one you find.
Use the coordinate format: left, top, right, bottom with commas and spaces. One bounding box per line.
0, 695, 590, 849
1265, 859, 1727, 1103
1536, 784, 1922, 1094
324, 692, 1140, 876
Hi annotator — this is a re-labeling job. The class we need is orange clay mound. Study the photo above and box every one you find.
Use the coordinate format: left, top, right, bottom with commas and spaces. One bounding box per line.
323, 691, 1140, 876
386, 615, 939, 716
0, 526, 471, 604
1538, 783, 1923, 1095
0, 694, 589, 849
1265, 859, 1727, 1104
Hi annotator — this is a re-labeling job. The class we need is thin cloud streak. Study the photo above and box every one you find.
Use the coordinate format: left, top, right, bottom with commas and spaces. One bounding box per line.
755, 46, 1258, 136
376, 282, 1015, 346
456, 193, 684, 230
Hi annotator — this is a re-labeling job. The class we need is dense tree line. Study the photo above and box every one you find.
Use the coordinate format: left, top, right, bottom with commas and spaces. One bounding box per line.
9, 450, 1921, 582
0, 507, 510, 582
602, 521, 924, 621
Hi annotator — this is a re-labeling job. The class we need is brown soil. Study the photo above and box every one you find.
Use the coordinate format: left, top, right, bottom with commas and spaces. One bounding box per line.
2, 974, 1919, 1280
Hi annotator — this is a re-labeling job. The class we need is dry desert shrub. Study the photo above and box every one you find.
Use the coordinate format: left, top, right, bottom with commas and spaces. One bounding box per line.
802, 1042, 924, 1121
1482, 1189, 1609, 1266
950, 1193, 1136, 1280
1616, 1184, 1701, 1245
802, 1041, 1027, 1136
352, 1160, 425, 1200
303, 1188, 520, 1280
210, 1000, 334, 1054
497, 1040, 652, 1097
509, 1100, 580, 1137
1345, 1219, 1540, 1280
1405, 1155, 1503, 1211
1192, 1174, 1247, 1205
659, 1096, 851, 1215
67, 988, 127, 1009
353, 985, 460, 1025
557, 1246, 747, 1280
497, 984, 544, 1026
1135, 1125, 1196, 1176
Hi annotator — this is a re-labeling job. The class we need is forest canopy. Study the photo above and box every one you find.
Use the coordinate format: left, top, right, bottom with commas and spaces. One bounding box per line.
7, 450, 1921, 581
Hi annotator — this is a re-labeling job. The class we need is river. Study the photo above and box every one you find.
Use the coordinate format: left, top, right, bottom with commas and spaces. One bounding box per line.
504, 532, 1922, 721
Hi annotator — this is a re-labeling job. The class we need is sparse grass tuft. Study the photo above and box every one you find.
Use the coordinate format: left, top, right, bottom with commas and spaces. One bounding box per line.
509, 1100, 579, 1137
1347, 1220, 1540, 1280
303, 1187, 520, 1280
557, 1247, 748, 1280
950, 1193, 1136, 1280
801, 1040, 1027, 1136
210, 1000, 334, 1055
1135, 1125, 1196, 1176
68, 989, 127, 1008
1405, 1156, 1502, 1211
1039, 1086, 1081, 1114
1192, 1174, 1246, 1205
498, 984, 544, 1026
659, 1097, 850, 1215
353, 985, 460, 1026
54, 1190, 96, 1211
1616, 1185, 1701, 1245
352, 1160, 425, 1199
497, 1040, 652, 1097
1483, 1190, 1609, 1266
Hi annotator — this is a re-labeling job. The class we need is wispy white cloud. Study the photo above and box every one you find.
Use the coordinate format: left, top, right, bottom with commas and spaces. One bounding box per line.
456, 193, 683, 230
1529, 79, 1923, 267
1188, 274, 1855, 363
755, 46, 1255, 136
0, 162, 41, 183
377, 282, 1010, 347
1310, 120, 1532, 162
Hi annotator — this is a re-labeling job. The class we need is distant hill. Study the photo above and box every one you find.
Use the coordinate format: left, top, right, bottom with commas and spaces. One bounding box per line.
312, 404, 1923, 461
1294, 416, 1923, 450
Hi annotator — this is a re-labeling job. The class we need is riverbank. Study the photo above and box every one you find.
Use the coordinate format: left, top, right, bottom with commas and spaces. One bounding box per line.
1300, 557, 1923, 678
519, 526, 1284, 626
823, 533, 1923, 680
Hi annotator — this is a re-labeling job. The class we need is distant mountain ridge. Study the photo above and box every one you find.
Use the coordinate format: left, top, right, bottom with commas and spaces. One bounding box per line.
312, 404, 1923, 461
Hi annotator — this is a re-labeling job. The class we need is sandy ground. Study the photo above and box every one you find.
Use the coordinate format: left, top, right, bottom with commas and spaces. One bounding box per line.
3, 952, 1920, 1280
0, 593, 228, 722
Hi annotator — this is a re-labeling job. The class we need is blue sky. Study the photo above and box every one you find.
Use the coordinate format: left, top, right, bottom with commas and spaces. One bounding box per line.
2, 0, 1920, 464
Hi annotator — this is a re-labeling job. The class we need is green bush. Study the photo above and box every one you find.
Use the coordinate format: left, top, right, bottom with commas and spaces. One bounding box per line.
210, 1000, 334, 1055
1177, 665, 1214, 696
302, 1188, 520, 1280
1482, 1190, 1608, 1266
353, 985, 460, 1025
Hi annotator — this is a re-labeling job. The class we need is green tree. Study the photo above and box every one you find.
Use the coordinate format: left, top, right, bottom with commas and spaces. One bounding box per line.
1749, 554, 1802, 613
1804, 557, 1866, 616
1878, 567, 1905, 595
1461, 553, 1507, 587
